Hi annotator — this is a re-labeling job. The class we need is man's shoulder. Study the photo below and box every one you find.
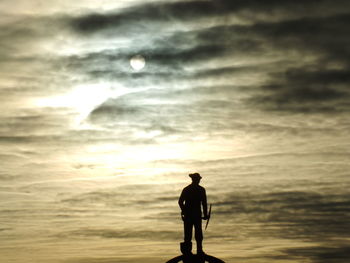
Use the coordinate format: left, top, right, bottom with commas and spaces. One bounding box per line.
183, 184, 192, 191
183, 184, 206, 192
199, 185, 206, 193
186, 184, 205, 191
197, 185, 205, 190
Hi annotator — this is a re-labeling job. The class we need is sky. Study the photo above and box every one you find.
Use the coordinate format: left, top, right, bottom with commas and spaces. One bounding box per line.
1, 0, 350, 262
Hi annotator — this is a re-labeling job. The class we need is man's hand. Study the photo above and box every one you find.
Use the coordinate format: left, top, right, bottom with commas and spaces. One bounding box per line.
181, 211, 185, 221
202, 215, 209, 220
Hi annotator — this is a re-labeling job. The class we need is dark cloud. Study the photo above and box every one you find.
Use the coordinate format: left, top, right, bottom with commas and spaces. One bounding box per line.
61, 184, 175, 207
212, 190, 350, 241
246, 15, 350, 112
0, 14, 80, 106
89, 97, 143, 120
0, 111, 73, 135
0, 173, 16, 181
0, 130, 117, 147
192, 14, 350, 112
280, 245, 350, 263
64, 42, 227, 86
87, 87, 346, 143
69, 1, 231, 33
70, 0, 350, 34
88, 95, 191, 141
60, 228, 179, 240
0, 14, 67, 62
250, 68, 350, 112
88, 97, 180, 144
1, 1, 350, 263
192, 13, 350, 61
66, 6, 350, 115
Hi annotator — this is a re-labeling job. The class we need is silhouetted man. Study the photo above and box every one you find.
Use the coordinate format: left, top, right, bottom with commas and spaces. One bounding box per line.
178, 173, 208, 255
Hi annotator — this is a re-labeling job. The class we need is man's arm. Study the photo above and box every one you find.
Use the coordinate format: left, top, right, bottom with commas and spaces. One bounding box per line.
178, 189, 185, 212
202, 188, 208, 219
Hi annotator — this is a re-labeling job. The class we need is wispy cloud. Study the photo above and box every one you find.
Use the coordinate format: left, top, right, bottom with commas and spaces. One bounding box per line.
60, 228, 179, 240
279, 245, 350, 263
1, 1, 350, 263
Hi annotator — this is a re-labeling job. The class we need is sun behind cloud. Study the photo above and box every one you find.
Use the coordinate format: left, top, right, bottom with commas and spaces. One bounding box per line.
130, 54, 146, 71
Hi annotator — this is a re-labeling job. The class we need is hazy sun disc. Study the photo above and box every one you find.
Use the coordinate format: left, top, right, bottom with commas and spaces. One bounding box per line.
130, 55, 146, 71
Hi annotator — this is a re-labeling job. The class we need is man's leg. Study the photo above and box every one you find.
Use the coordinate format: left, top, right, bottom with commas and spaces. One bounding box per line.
184, 219, 193, 243
194, 218, 203, 254
182, 218, 193, 254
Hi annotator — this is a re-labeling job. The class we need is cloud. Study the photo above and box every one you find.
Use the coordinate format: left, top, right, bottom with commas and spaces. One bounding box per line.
0, 14, 66, 61
69, 0, 350, 34
212, 190, 350, 242
0, 109, 74, 135
69, 1, 232, 34
249, 68, 350, 113
63, 41, 227, 86
1, 2, 350, 263
87, 93, 194, 143
87, 87, 345, 144
64, 256, 162, 263
195, 14, 350, 112
65, 5, 350, 116
60, 228, 179, 240
61, 184, 176, 207
0, 173, 17, 181
279, 245, 350, 263
0, 13, 80, 108
89, 97, 144, 120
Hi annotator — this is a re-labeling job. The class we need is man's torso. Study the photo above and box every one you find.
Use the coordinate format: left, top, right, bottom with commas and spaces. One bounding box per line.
182, 184, 205, 219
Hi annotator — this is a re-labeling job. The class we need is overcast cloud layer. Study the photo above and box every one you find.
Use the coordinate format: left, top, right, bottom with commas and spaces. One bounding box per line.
1, 1, 350, 263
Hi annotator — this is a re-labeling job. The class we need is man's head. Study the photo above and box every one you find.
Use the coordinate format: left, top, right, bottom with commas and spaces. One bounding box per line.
189, 173, 202, 184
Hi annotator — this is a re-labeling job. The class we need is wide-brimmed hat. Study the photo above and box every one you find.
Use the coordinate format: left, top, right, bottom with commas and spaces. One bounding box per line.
189, 173, 202, 179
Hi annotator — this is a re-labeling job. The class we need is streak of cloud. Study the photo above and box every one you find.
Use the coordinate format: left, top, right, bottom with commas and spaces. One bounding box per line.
1, 1, 350, 263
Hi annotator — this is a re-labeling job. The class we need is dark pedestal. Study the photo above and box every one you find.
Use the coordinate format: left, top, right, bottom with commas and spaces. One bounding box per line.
166, 242, 225, 263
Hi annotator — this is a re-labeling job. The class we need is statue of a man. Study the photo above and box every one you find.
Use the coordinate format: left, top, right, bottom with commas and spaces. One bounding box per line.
178, 173, 208, 255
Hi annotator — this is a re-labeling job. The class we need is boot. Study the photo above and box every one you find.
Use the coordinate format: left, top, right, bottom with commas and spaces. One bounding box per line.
197, 242, 205, 255
180, 241, 192, 255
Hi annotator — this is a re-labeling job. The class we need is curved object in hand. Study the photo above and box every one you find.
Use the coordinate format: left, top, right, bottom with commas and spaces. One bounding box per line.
205, 204, 212, 230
